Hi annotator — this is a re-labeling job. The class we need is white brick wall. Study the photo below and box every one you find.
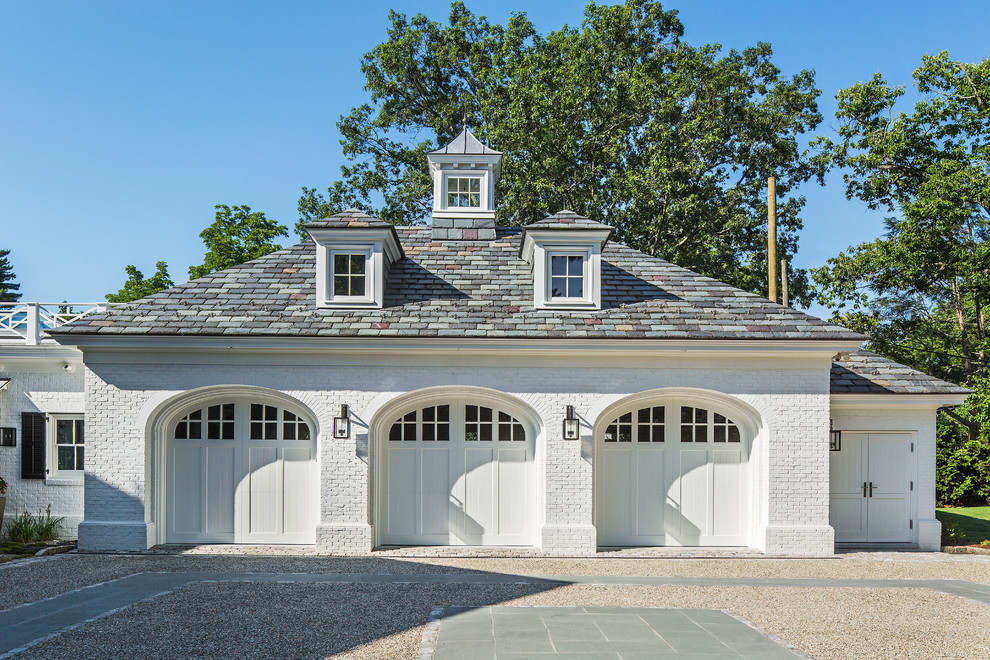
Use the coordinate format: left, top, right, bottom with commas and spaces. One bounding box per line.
76, 350, 852, 555
0, 354, 85, 539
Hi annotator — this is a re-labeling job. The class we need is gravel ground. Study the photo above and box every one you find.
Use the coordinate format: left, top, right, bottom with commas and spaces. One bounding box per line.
4, 551, 990, 611
12, 581, 990, 660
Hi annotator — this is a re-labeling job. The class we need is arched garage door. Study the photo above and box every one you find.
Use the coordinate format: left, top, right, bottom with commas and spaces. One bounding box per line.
597, 399, 751, 546
379, 397, 535, 546
166, 397, 317, 544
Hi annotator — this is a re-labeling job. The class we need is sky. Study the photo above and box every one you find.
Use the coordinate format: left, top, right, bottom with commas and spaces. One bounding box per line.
2, 0, 988, 316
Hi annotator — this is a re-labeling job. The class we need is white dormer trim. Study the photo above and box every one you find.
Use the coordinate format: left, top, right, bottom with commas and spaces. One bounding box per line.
522, 229, 611, 311
307, 227, 403, 309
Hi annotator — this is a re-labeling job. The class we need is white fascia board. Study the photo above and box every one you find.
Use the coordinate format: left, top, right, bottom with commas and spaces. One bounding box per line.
831, 393, 970, 408
306, 227, 403, 263
62, 335, 864, 358
520, 229, 612, 262
0, 344, 83, 361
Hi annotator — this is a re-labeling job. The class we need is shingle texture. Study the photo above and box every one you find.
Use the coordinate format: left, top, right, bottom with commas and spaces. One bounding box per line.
831, 351, 970, 395
523, 210, 614, 231
53, 227, 862, 342
302, 209, 395, 230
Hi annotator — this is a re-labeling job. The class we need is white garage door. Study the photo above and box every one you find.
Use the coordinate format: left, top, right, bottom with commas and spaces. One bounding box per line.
166, 399, 317, 544
380, 399, 535, 546
598, 402, 749, 546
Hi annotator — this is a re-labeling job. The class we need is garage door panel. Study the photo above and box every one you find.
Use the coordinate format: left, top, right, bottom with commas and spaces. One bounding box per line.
675, 450, 710, 541
421, 447, 451, 536
712, 450, 741, 538
206, 447, 235, 534
247, 447, 280, 536
386, 447, 417, 537
172, 446, 203, 534
462, 447, 496, 543
497, 447, 529, 537
282, 446, 315, 535
636, 451, 665, 537
601, 449, 633, 543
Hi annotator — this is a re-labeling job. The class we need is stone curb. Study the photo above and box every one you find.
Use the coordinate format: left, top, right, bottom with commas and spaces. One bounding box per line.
943, 545, 990, 556
34, 543, 76, 557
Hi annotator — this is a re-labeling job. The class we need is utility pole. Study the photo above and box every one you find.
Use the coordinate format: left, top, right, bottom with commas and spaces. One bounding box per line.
781, 259, 789, 307
768, 176, 778, 303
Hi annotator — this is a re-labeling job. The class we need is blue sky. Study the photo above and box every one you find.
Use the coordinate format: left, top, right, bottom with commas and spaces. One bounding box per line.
2, 0, 988, 314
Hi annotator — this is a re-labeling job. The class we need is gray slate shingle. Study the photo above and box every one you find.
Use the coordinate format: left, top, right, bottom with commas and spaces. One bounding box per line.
831, 351, 970, 395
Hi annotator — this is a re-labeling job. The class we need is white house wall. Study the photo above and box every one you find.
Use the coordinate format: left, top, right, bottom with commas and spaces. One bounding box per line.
78, 348, 837, 555
0, 353, 85, 538
830, 401, 941, 550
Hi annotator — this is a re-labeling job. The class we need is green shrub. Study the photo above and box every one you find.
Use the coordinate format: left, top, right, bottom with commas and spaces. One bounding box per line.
941, 518, 964, 545
936, 422, 990, 507
5, 505, 64, 543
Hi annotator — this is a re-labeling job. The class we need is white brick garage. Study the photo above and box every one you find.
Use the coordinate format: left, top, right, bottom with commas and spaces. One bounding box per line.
75, 342, 848, 556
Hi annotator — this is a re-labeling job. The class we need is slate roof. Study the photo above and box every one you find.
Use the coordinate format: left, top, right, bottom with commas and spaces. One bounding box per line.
523, 210, 614, 231
429, 127, 501, 155
54, 226, 863, 342
303, 209, 395, 229
830, 351, 970, 395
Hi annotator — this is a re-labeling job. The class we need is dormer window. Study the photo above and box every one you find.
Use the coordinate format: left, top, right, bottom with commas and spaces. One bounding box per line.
520, 211, 612, 311
549, 253, 586, 299
303, 210, 404, 309
331, 251, 369, 299
447, 176, 482, 208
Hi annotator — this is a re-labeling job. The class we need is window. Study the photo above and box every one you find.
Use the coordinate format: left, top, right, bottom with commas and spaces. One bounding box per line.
332, 253, 367, 297
49, 414, 84, 478
550, 254, 585, 298
447, 177, 481, 208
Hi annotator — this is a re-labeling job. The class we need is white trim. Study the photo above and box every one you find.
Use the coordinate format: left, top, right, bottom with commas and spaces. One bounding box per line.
831, 393, 969, 407
537, 246, 600, 309
326, 246, 376, 307
46, 413, 85, 482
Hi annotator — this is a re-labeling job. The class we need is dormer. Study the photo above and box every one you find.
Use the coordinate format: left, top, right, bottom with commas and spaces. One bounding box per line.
304, 210, 404, 309
520, 211, 612, 310
428, 127, 501, 237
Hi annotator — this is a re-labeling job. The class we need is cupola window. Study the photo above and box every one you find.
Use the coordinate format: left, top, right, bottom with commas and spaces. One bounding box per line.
447, 176, 482, 208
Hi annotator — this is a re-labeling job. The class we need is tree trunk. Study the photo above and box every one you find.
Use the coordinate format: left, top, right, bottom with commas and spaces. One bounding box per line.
953, 278, 973, 376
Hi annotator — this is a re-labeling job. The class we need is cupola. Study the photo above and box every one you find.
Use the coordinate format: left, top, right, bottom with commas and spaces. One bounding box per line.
427, 127, 501, 240
520, 211, 612, 310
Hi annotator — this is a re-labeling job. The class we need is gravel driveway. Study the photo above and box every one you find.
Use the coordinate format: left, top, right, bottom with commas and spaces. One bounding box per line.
2, 551, 990, 659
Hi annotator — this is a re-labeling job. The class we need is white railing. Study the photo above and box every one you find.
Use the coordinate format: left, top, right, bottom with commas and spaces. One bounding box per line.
0, 302, 124, 345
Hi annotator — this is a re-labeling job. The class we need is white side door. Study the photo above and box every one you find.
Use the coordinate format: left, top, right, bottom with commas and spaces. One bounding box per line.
829, 432, 868, 542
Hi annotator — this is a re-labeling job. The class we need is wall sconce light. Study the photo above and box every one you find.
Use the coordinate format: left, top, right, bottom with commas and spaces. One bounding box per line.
563, 405, 580, 441
333, 404, 351, 439
829, 419, 841, 451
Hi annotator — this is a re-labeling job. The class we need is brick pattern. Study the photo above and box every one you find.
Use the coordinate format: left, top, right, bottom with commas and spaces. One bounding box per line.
0, 361, 84, 539
80, 358, 840, 555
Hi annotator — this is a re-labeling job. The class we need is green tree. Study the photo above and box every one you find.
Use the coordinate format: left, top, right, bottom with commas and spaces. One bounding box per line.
812, 52, 990, 487
299, 0, 825, 305
0, 249, 21, 302
106, 262, 174, 303
189, 205, 288, 280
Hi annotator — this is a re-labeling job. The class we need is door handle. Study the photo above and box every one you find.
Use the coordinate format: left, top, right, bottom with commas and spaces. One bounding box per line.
869, 482, 875, 497
862, 482, 867, 497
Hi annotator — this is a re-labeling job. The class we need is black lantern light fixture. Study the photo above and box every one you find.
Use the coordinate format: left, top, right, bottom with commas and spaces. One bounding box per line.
333, 404, 351, 439
829, 419, 841, 451
563, 405, 580, 441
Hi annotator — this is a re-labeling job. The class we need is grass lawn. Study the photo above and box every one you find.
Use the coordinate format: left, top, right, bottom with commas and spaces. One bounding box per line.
936, 506, 990, 546
0, 541, 49, 560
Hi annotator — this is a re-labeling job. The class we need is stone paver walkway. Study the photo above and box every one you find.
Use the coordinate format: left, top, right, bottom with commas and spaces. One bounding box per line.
433, 606, 803, 659
4, 571, 990, 658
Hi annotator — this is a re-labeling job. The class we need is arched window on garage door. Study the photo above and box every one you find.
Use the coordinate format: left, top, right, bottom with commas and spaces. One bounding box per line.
598, 400, 750, 547
379, 397, 535, 547
166, 397, 317, 545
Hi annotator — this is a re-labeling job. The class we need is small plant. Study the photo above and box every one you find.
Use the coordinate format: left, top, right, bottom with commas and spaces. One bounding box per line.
0, 476, 7, 496
5, 505, 64, 543
941, 518, 964, 546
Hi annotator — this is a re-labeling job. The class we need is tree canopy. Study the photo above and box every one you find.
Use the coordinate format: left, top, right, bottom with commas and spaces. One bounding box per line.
299, 0, 824, 305
812, 51, 990, 450
189, 205, 287, 280
0, 249, 21, 302
106, 262, 175, 303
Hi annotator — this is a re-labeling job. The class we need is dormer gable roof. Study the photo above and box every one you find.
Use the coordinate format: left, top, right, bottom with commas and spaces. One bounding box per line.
522, 210, 612, 232
302, 208, 395, 231
429, 127, 501, 155
520, 210, 613, 261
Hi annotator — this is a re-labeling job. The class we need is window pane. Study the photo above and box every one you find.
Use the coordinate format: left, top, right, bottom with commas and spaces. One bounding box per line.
653, 407, 664, 423
470, 178, 480, 192
551, 256, 567, 276
300, 424, 311, 440
334, 254, 348, 272
77, 447, 84, 469
681, 407, 692, 423
334, 276, 349, 296
437, 424, 449, 442
175, 423, 187, 439
76, 420, 85, 443
605, 424, 617, 442
567, 255, 583, 275
551, 278, 566, 297
351, 255, 366, 274
513, 424, 525, 441
619, 412, 632, 424
568, 277, 583, 298
251, 422, 263, 440
638, 425, 651, 442
284, 423, 296, 440
208, 421, 220, 439
349, 275, 366, 296
729, 426, 740, 443
499, 424, 512, 442
618, 426, 632, 442
466, 405, 477, 422
681, 426, 692, 442
480, 407, 492, 422
480, 424, 492, 442
696, 427, 707, 442
696, 408, 707, 423
638, 408, 650, 423
222, 421, 235, 440
58, 446, 75, 470
437, 405, 450, 422
714, 426, 725, 443
423, 407, 435, 422
208, 405, 220, 421
56, 419, 72, 444
265, 422, 277, 439
447, 193, 457, 206
423, 425, 435, 442
251, 404, 263, 421
389, 424, 402, 442
469, 194, 480, 207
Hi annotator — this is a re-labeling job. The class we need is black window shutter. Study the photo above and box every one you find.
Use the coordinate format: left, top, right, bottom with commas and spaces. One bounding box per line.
21, 412, 46, 479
